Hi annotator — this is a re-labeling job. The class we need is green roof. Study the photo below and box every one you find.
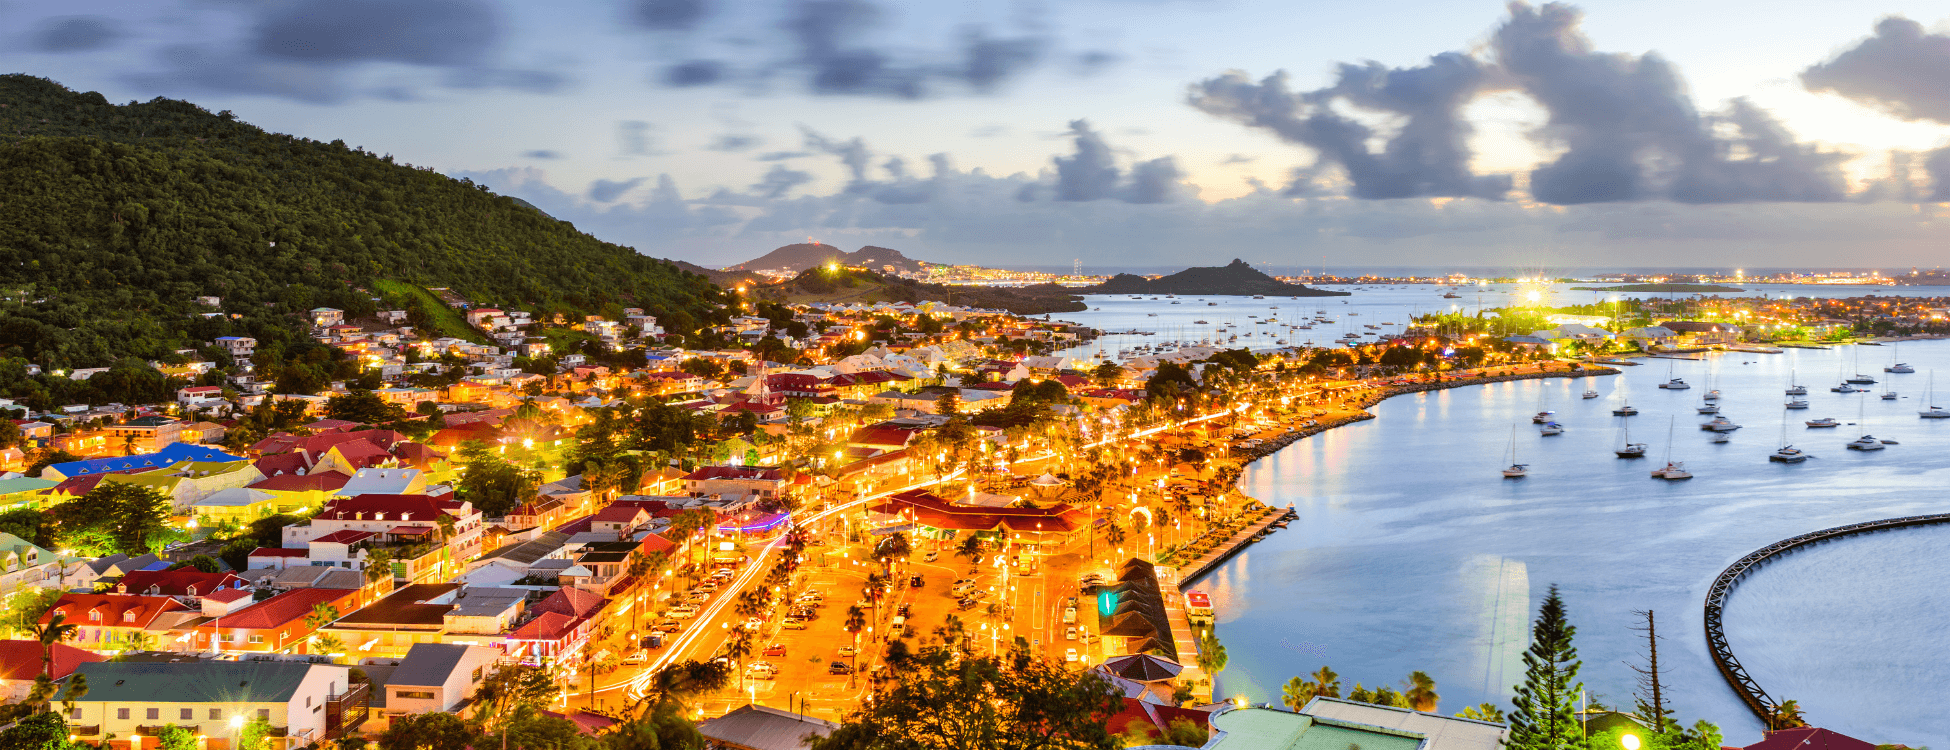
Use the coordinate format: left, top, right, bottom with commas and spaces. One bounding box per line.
0, 477, 57, 496
1208, 707, 1426, 750
56, 661, 327, 704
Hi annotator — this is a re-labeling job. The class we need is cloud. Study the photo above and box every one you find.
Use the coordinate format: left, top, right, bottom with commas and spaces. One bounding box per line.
756, 151, 813, 161
1492, 2, 1845, 204
1803, 17, 1950, 123
443, 67, 571, 94
707, 134, 763, 152
744, 0, 1046, 98
1051, 120, 1184, 203
663, 60, 726, 87
632, 0, 712, 30
752, 164, 815, 198
800, 125, 874, 185
1189, 53, 1511, 201
30, 17, 120, 53
619, 120, 655, 155
1221, 154, 1255, 165
968, 124, 1010, 138
132, 45, 351, 104
252, 0, 499, 67
589, 177, 648, 202
522, 150, 564, 159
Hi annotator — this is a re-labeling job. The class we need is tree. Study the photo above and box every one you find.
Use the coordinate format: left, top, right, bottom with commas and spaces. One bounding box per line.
156, 723, 198, 750
602, 699, 705, 750
218, 537, 258, 572
46, 481, 172, 555
485, 706, 598, 750
1281, 676, 1312, 712
1630, 609, 1672, 733
237, 715, 276, 750
1508, 584, 1584, 750
808, 647, 1122, 750
168, 554, 220, 573
1403, 671, 1440, 712
475, 663, 560, 729
1194, 631, 1227, 676
325, 390, 409, 425
455, 440, 541, 517
378, 712, 471, 750
1769, 700, 1807, 729
0, 587, 62, 638
1457, 703, 1507, 723
29, 612, 78, 697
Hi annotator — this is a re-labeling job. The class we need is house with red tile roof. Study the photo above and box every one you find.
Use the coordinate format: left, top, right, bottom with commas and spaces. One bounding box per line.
189, 587, 362, 655
0, 640, 104, 701
1739, 728, 1877, 750
282, 495, 483, 582
114, 570, 245, 598
869, 489, 1087, 544
248, 547, 312, 569
40, 594, 192, 652
682, 466, 788, 502
504, 587, 607, 664
1102, 697, 1213, 743
248, 469, 352, 512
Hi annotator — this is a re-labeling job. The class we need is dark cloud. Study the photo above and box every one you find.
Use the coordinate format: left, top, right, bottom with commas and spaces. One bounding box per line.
1188, 52, 1510, 201
589, 177, 647, 202
31, 17, 120, 53
443, 67, 570, 94
1075, 51, 1120, 75
752, 164, 815, 198
1802, 17, 1950, 123
770, 0, 1041, 98
253, 0, 499, 67
1052, 120, 1183, 203
664, 60, 726, 87
632, 0, 711, 30
960, 32, 1044, 91
522, 150, 563, 159
1493, 2, 1845, 204
800, 126, 873, 185
756, 151, 813, 161
707, 134, 762, 152
132, 45, 350, 104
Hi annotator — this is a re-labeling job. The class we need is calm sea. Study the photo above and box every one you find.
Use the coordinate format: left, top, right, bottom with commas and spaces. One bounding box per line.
1053, 288, 1950, 746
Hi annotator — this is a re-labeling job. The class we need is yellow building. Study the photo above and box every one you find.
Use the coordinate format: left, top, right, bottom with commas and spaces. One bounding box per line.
55, 660, 367, 750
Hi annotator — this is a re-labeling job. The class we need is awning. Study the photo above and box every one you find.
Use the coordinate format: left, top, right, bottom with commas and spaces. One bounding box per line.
389, 526, 432, 535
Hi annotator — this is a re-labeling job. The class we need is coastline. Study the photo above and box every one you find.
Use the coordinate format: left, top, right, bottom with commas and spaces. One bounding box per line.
1231, 365, 1622, 466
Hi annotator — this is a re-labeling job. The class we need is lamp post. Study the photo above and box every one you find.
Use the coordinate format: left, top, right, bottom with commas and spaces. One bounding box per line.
230, 714, 244, 750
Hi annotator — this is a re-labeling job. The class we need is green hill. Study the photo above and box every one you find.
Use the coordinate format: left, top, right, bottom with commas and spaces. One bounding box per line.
0, 75, 727, 387
1085, 259, 1348, 297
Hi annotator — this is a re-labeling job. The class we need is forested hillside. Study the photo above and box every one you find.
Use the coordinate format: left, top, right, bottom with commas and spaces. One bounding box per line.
0, 75, 725, 384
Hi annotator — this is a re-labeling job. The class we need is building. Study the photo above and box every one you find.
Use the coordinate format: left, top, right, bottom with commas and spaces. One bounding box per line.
190, 587, 367, 656
39, 443, 245, 482
366, 643, 501, 728
40, 593, 193, 652
0, 639, 103, 701
682, 466, 789, 502
55, 660, 366, 748
696, 704, 839, 750
108, 416, 188, 452
0, 531, 62, 591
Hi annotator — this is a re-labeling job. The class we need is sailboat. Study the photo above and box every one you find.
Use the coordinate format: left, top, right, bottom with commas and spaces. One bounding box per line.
1650, 417, 1693, 479
1923, 372, 1950, 418
1770, 409, 1809, 462
1657, 359, 1689, 389
1846, 347, 1876, 384
1502, 427, 1528, 478
1612, 399, 1639, 417
1615, 426, 1647, 458
1885, 342, 1914, 373
1847, 394, 1887, 451
1785, 369, 1807, 396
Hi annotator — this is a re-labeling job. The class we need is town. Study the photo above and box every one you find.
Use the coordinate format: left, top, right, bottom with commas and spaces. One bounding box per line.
0, 268, 1925, 750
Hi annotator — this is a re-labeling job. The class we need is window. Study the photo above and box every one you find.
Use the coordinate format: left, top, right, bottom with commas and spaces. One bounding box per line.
117, 708, 129, 720
248, 635, 265, 644
146, 708, 159, 720
122, 610, 135, 622
70, 709, 81, 720
88, 610, 100, 622
181, 708, 193, 720
394, 690, 436, 700
210, 709, 223, 720
257, 709, 270, 721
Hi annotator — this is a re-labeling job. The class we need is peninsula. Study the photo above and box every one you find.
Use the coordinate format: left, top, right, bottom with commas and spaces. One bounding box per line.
1085, 259, 1351, 297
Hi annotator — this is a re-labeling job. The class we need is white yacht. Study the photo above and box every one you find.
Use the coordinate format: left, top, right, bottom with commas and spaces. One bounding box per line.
1881, 389, 1898, 401
1710, 431, 1731, 443
1703, 389, 1721, 401
1582, 390, 1599, 399
1696, 402, 1719, 414
1806, 417, 1839, 428
1923, 373, 1950, 418
1613, 403, 1639, 416
1887, 362, 1915, 374
1784, 399, 1809, 409
1847, 434, 1886, 451
1502, 428, 1528, 478
1539, 422, 1564, 436
1659, 378, 1690, 390
1770, 445, 1809, 463
1831, 383, 1859, 393
1700, 416, 1741, 432
1532, 410, 1556, 424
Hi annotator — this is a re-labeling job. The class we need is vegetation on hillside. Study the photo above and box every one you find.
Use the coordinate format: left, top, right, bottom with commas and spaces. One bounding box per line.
756, 266, 1087, 315
0, 75, 727, 385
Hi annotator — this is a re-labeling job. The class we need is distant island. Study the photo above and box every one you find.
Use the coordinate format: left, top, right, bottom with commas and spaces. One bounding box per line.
1085, 259, 1350, 297
1571, 283, 1746, 292
729, 242, 930, 275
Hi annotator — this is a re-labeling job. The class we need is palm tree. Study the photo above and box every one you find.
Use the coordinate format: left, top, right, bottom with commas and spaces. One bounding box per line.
1403, 671, 1439, 712
1770, 699, 1808, 729
842, 605, 867, 676
1309, 666, 1341, 699
30, 612, 78, 685
117, 631, 157, 656
723, 631, 754, 690
305, 603, 342, 631
1281, 676, 1312, 711
1194, 631, 1227, 676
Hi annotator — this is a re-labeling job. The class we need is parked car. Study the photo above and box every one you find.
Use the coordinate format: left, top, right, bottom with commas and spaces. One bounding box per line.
655, 619, 683, 633
837, 645, 857, 657
1062, 606, 1077, 624
923, 550, 938, 562
743, 617, 765, 630
1065, 648, 1079, 663
1065, 627, 1077, 641
670, 605, 700, 619
828, 661, 854, 675
623, 651, 647, 665
896, 604, 912, 618
782, 618, 809, 630
956, 597, 978, 611
762, 644, 787, 657
909, 575, 925, 588
747, 661, 777, 679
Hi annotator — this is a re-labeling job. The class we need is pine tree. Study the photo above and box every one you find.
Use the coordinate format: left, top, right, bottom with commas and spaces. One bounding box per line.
1629, 609, 1673, 733
1509, 584, 1585, 750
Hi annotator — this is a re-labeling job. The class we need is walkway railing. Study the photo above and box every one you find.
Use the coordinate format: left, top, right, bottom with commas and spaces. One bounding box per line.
1703, 512, 1950, 726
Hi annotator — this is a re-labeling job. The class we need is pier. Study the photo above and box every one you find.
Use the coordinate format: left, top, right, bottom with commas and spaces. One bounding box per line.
1703, 513, 1950, 726
1176, 507, 1288, 585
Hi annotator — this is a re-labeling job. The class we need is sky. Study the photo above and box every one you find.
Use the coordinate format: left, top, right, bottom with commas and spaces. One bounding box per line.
12, 0, 1950, 270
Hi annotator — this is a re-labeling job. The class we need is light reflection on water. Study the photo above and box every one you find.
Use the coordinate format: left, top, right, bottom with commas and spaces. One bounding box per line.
1185, 337, 1950, 746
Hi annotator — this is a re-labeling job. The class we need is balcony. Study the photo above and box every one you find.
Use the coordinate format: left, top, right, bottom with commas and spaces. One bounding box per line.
323, 682, 370, 740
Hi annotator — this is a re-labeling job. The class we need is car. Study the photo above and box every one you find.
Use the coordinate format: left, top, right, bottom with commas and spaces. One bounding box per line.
1062, 606, 1077, 624
762, 644, 787, 657
670, 606, 700, 619
1065, 648, 1079, 663
655, 619, 683, 633
896, 604, 912, 618
952, 578, 975, 587
781, 618, 809, 630
923, 550, 938, 562
622, 651, 647, 665
1065, 627, 1077, 641
747, 661, 777, 679
743, 617, 765, 630
956, 597, 978, 611
836, 645, 857, 657
686, 592, 712, 603
828, 661, 854, 675
909, 575, 925, 588
855, 598, 873, 609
